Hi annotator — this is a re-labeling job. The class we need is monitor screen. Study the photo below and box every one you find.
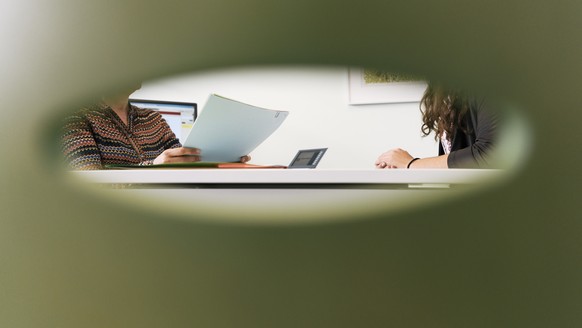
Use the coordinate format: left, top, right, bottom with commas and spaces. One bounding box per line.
129, 99, 197, 144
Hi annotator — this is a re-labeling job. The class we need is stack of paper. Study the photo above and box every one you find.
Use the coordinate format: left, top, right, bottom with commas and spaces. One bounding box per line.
182, 94, 289, 162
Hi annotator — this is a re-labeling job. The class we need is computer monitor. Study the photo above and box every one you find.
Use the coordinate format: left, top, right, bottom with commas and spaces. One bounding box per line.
129, 99, 197, 144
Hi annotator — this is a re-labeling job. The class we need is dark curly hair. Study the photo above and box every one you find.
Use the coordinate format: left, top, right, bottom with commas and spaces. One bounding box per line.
420, 83, 471, 142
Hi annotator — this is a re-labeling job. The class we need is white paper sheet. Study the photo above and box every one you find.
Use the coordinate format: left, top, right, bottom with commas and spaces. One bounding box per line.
183, 94, 289, 162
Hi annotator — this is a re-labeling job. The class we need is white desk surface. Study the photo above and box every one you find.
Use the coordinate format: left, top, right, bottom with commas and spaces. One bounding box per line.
69, 169, 507, 222
72, 168, 504, 186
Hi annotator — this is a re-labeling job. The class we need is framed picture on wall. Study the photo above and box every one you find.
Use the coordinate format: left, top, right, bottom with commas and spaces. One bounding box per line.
348, 67, 428, 105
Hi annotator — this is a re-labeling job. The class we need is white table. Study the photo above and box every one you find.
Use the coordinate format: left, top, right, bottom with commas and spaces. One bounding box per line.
71, 169, 506, 223
73, 168, 502, 187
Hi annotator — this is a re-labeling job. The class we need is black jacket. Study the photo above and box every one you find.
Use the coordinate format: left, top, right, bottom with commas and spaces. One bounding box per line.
439, 98, 499, 168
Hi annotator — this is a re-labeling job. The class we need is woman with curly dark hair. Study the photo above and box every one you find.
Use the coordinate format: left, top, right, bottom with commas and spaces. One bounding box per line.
375, 83, 499, 169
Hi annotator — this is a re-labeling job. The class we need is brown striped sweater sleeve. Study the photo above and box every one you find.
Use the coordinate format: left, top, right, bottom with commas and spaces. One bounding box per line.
61, 104, 181, 170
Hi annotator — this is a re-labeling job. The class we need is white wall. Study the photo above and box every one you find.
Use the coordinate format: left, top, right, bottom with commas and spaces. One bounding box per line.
131, 65, 438, 169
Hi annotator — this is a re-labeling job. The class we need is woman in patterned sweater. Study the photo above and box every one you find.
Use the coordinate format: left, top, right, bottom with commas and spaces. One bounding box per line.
61, 85, 248, 170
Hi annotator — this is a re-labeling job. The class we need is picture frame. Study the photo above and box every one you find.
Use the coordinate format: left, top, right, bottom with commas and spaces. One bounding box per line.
347, 67, 427, 105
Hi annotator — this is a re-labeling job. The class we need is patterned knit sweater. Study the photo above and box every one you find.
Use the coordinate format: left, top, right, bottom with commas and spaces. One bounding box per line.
61, 103, 181, 170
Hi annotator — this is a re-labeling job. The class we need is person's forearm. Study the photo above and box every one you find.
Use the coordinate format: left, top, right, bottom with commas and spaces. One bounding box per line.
407, 154, 449, 168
